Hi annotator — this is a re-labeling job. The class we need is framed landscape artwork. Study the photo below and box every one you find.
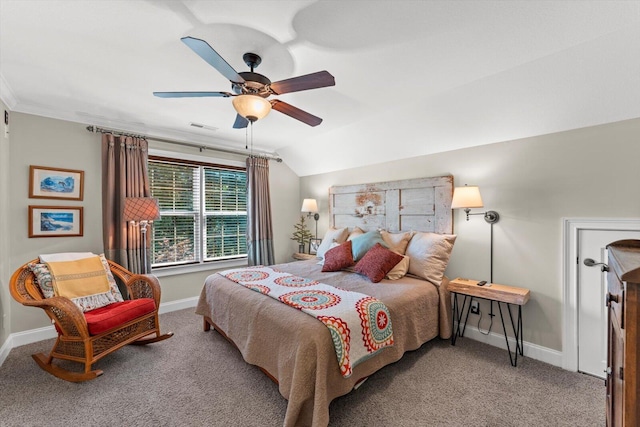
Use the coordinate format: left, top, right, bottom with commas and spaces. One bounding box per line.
29, 165, 84, 200
29, 206, 83, 237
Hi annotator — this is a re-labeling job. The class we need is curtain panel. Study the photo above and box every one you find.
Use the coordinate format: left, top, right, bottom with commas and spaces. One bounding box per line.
101, 134, 151, 274
246, 156, 275, 266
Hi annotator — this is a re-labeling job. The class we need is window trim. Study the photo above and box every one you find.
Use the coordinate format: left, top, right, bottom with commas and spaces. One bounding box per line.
152, 257, 247, 278
149, 149, 245, 169
148, 149, 248, 273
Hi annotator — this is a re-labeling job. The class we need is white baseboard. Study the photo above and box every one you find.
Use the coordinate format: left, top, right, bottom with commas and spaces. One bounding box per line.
0, 338, 10, 368
0, 297, 198, 367
455, 322, 563, 368
158, 296, 199, 314
0, 324, 57, 367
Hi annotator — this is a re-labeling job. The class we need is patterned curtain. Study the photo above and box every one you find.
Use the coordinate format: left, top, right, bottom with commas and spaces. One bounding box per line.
101, 134, 150, 273
246, 156, 275, 266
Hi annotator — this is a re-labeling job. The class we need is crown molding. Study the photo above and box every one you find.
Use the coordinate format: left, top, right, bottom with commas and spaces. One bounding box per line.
0, 74, 17, 109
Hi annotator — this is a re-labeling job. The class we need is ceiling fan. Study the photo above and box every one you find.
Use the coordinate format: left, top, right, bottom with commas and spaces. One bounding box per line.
153, 37, 335, 128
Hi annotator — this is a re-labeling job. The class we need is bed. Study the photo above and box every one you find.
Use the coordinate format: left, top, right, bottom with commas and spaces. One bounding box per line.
195, 176, 455, 427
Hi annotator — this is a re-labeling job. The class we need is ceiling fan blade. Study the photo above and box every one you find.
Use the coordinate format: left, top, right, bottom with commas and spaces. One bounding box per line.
153, 91, 232, 98
270, 71, 335, 95
181, 36, 245, 84
233, 114, 249, 129
271, 100, 323, 127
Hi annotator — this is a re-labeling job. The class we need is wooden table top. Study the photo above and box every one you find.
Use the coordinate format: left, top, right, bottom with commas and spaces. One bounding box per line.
292, 252, 318, 261
449, 277, 531, 305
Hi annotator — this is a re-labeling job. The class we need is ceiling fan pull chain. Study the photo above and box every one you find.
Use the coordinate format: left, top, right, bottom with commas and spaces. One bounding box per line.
245, 125, 248, 150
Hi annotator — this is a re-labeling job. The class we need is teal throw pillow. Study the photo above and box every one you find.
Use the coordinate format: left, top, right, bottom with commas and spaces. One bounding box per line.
350, 230, 388, 261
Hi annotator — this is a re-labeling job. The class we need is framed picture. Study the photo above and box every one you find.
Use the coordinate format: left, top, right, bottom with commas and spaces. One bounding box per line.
309, 238, 322, 255
29, 165, 84, 201
29, 206, 83, 237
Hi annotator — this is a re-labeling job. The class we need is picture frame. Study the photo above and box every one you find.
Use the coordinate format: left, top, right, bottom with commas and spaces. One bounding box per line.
29, 165, 84, 201
28, 206, 84, 238
309, 238, 322, 255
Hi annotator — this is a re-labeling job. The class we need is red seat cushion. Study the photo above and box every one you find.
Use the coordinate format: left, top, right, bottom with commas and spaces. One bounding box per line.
84, 298, 156, 336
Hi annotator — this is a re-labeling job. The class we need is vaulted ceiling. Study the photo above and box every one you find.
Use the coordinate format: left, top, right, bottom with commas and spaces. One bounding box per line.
1, 1, 639, 176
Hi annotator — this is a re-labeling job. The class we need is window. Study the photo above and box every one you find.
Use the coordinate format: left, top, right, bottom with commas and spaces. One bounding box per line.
148, 157, 247, 268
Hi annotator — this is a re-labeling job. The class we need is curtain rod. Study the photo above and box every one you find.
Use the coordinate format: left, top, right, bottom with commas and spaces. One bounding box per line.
85, 125, 283, 162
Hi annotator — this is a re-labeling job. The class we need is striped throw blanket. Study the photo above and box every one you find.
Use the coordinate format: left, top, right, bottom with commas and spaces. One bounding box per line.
219, 266, 394, 377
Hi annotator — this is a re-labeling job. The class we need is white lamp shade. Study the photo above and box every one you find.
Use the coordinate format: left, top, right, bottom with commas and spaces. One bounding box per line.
301, 198, 318, 213
123, 197, 160, 222
232, 95, 272, 121
451, 186, 484, 209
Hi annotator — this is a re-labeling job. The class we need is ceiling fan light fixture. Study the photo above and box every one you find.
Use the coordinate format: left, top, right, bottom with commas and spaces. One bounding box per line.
232, 94, 272, 122
155, 37, 334, 127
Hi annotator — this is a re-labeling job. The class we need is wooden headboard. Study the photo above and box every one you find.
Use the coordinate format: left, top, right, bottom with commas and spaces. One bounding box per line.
329, 176, 453, 234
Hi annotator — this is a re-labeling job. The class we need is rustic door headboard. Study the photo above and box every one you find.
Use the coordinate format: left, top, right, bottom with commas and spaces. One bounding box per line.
329, 176, 453, 234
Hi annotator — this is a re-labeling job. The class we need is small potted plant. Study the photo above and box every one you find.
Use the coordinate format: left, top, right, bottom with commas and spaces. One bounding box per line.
291, 215, 313, 253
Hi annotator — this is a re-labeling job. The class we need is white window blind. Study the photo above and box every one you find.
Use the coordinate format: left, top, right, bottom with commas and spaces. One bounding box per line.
149, 158, 247, 268
203, 167, 247, 259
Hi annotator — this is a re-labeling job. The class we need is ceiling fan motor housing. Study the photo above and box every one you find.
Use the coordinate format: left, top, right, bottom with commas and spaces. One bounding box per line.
233, 71, 272, 97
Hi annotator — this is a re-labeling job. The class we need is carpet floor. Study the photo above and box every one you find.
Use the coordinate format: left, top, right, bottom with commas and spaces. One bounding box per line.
0, 308, 605, 426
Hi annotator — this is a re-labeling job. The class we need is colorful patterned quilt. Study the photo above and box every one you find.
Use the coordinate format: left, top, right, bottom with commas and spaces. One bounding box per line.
219, 266, 394, 377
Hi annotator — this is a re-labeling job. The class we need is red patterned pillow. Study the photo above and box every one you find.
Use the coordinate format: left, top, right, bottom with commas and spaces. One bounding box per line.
354, 243, 404, 283
322, 240, 354, 272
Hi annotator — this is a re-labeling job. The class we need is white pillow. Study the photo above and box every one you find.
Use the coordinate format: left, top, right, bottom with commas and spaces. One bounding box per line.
316, 227, 349, 259
316, 242, 340, 265
381, 230, 414, 255
405, 232, 457, 286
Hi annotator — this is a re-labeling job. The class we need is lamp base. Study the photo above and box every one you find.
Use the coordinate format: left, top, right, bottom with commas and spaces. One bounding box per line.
484, 210, 500, 224
141, 226, 149, 274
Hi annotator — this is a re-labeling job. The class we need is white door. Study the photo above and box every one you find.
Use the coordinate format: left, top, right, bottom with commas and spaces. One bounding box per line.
578, 229, 640, 377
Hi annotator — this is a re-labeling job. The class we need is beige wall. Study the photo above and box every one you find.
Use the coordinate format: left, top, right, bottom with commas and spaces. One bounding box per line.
2, 112, 300, 338
3, 109, 638, 356
0, 100, 10, 347
300, 118, 640, 351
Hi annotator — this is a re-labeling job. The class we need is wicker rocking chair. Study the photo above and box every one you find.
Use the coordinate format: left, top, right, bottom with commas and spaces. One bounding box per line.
9, 258, 173, 382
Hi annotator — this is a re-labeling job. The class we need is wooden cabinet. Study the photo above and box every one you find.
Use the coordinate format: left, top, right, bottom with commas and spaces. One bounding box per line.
606, 240, 640, 426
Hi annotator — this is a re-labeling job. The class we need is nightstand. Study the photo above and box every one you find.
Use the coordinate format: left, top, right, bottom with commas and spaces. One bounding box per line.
292, 252, 317, 261
449, 277, 530, 366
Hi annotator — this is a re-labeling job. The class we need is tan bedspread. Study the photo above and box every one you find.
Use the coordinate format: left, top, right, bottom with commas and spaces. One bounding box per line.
195, 260, 452, 427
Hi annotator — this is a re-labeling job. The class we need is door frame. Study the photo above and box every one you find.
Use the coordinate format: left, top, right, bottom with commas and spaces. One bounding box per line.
562, 218, 640, 371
